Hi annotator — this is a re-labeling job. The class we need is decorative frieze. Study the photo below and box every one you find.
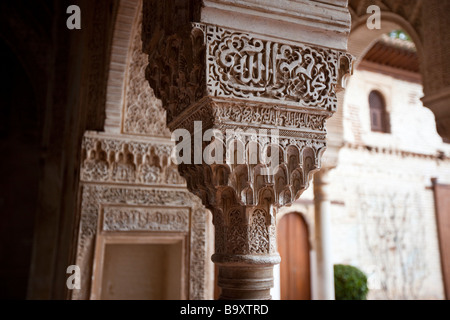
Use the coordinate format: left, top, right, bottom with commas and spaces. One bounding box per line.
214, 103, 328, 131
171, 100, 329, 135
123, 11, 170, 137
102, 207, 190, 232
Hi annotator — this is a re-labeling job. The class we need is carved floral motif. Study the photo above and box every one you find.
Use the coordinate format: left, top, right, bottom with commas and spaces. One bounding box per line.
249, 209, 270, 254
227, 209, 248, 254
123, 12, 170, 137
146, 29, 206, 124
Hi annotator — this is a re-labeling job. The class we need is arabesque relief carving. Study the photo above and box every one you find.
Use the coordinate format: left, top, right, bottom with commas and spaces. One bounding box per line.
203, 25, 345, 111
80, 134, 184, 185
73, 1, 212, 300
214, 103, 328, 131
102, 207, 190, 232
123, 12, 170, 137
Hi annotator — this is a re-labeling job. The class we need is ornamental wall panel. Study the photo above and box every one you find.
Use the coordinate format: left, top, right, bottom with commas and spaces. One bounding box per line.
72, 0, 211, 300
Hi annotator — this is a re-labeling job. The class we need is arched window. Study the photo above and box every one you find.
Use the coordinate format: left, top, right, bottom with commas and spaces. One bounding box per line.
369, 90, 390, 133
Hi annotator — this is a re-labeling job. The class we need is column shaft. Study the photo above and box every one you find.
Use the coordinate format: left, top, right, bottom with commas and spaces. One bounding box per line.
314, 169, 335, 300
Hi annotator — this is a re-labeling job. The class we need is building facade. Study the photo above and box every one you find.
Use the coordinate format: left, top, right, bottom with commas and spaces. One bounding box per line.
313, 36, 450, 300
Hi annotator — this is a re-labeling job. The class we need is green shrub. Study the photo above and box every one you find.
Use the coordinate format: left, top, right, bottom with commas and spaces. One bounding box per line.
334, 264, 369, 300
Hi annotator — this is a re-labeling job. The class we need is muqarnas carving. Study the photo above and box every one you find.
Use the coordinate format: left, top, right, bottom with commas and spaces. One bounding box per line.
80, 135, 185, 185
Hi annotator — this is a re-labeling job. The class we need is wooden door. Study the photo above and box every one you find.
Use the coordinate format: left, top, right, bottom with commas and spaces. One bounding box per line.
432, 180, 450, 299
278, 213, 311, 300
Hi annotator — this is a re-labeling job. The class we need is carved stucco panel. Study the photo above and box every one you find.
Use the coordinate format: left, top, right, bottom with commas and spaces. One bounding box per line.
141, 3, 354, 299
203, 24, 344, 111
123, 11, 170, 137
148, 22, 353, 127
72, 184, 207, 300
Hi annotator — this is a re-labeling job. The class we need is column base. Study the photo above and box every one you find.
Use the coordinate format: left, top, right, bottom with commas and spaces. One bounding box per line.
212, 254, 280, 300
218, 266, 274, 300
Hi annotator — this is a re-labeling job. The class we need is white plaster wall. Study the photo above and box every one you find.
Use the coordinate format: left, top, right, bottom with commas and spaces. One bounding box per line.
343, 70, 450, 156
325, 69, 450, 300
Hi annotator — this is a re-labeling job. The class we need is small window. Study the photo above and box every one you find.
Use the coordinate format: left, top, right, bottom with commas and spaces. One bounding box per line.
369, 90, 390, 133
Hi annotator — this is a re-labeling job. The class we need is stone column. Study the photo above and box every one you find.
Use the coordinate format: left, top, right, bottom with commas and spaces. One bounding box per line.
142, 0, 353, 300
314, 168, 335, 300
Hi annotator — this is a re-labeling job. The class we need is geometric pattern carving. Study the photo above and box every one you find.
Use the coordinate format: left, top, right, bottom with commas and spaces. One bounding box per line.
226, 209, 248, 254
213, 207, 276, 260
249, 209, 270, 254
146, 29, 206, 124
148, 20, 352, 207
145, 22, 353, 231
